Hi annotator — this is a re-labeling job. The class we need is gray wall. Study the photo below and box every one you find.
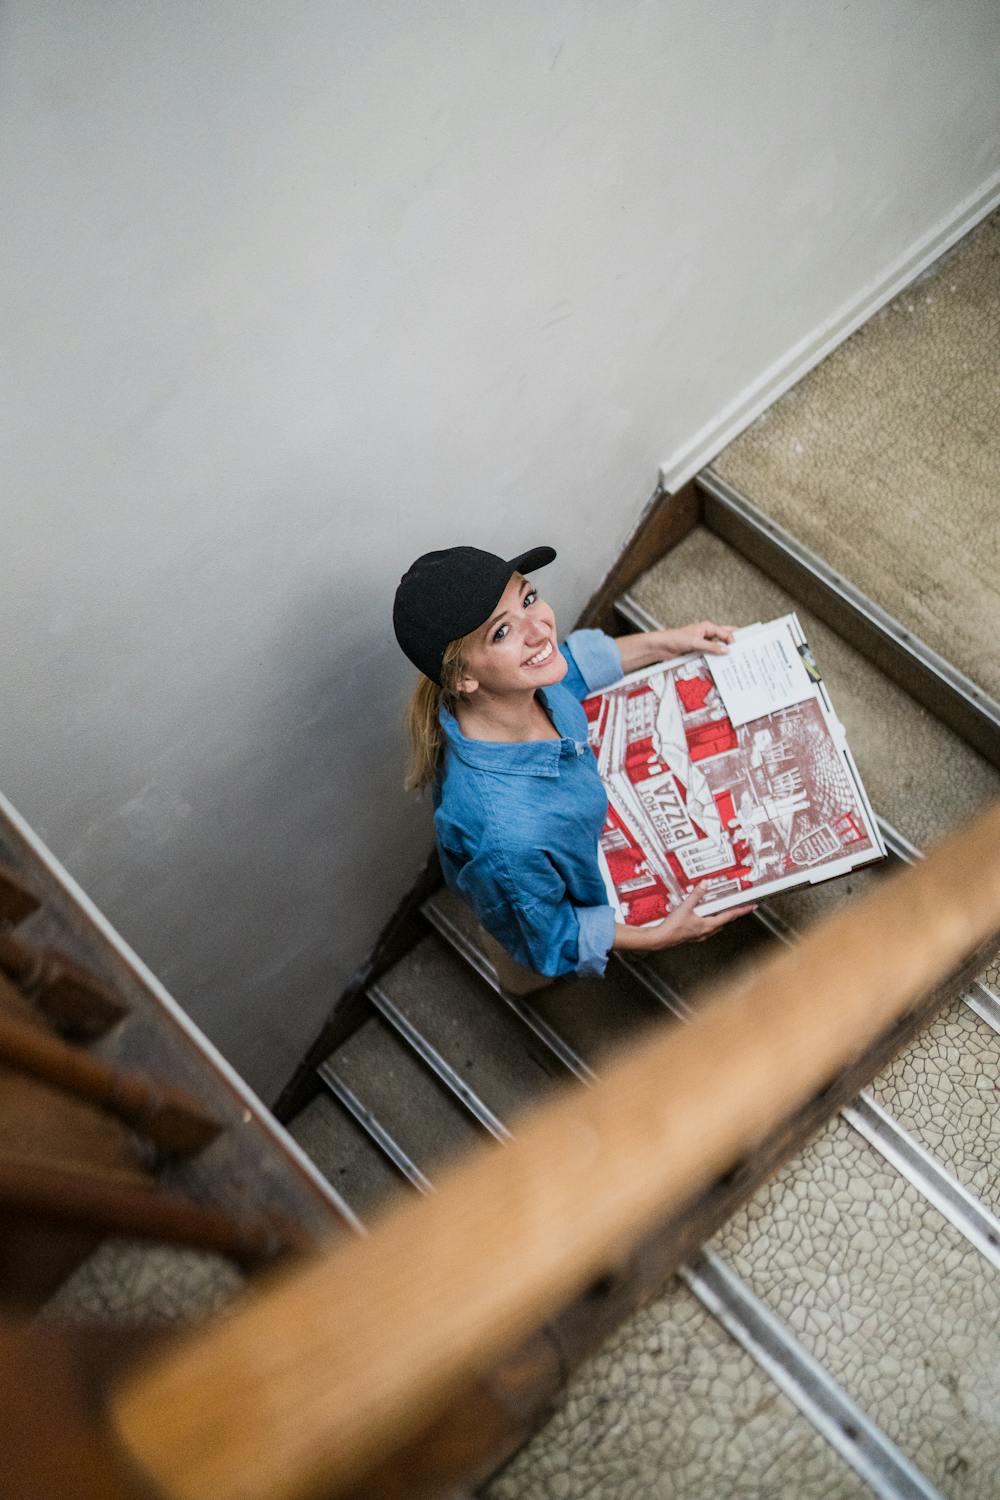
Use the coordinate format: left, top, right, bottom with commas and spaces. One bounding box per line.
3, 2, 998, 1102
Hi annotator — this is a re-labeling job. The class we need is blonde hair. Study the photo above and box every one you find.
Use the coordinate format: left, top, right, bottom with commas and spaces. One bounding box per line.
404, 638, 467, 792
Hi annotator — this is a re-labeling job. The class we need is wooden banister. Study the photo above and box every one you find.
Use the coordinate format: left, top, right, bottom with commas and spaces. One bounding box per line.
0, 931, 128, 1037
0, 1159, 314, 1271
0, 997, 222, 1154
110, 803, 1000, 1500
0, 864, 40, 926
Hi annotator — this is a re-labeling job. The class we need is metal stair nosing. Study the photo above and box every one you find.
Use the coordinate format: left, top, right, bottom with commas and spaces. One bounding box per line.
693, 468, 1000, 769
316, 1059, 434, 1195
419, 898, 598, 1085
682, 1251, 947, 1500
367, 982, 513, 1144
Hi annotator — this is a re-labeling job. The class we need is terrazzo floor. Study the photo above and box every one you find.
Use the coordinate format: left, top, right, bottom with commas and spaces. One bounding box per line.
487, 1280, 871, 1500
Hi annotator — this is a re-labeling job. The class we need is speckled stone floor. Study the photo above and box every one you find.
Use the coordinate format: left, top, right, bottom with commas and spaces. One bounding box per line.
487, 1280, 872, 1500
713, 1116, 1000, 1497
41, 1240, 243, 1327
869, 996, 1000, 1218
712, 208, 1000, 701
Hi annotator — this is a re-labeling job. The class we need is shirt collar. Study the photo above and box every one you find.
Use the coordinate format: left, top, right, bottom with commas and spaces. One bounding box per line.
439, 690, 588, 778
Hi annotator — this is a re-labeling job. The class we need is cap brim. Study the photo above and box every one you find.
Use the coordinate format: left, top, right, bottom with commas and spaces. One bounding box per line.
506, 545, 556, 578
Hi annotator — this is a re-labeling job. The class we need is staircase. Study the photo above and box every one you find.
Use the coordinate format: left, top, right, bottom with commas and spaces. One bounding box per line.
282, 470, 1000, 1500
0, 791, 354, 1330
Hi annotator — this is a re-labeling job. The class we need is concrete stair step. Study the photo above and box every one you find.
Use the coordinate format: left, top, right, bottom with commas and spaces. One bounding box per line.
323, 1014, 483, 1182
712, 1112, 1000, 1498
707, 208, 1000, 709
693, 470, 999, 767
423, 888, 671, 1073
640, 909, 773, 1008
287, 1090, 404, 1220
376, 931, 558, 1124
626, 526, 999, 852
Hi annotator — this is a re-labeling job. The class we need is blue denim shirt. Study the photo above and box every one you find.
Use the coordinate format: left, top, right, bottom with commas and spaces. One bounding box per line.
433, 629, 623, 978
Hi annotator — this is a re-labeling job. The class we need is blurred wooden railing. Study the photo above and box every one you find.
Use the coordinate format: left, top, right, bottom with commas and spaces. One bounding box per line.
104, 802, 1000, 1500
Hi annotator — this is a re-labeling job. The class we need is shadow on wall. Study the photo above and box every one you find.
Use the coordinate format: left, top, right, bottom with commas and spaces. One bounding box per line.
64, 573, 431, 1103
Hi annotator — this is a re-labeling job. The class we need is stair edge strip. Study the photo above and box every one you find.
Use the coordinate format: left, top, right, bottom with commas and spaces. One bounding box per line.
420, 900, 597, 1085
317, 1061, 434, 1194
844, 1093, 1000, 1272
368, 983, 513, 1143
682, 1250, 946, 1500
697, 468, 1000, 767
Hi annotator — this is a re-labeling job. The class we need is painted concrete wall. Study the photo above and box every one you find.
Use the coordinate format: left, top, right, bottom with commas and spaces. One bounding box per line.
3, 2, 998, 1103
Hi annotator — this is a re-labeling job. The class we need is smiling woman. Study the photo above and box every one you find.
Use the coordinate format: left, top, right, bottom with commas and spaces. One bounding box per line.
393, 545, 754, 982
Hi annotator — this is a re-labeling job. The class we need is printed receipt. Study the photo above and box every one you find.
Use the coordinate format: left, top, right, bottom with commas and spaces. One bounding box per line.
706, 620, 815, 726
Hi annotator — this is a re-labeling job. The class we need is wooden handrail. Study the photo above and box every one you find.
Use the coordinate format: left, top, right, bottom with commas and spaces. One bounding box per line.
110, 803, 1000, 1500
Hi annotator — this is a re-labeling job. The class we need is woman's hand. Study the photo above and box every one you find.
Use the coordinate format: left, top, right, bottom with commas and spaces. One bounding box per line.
613, 883, 757, 954
615, 621, 736, 673
658, 621, 735, 658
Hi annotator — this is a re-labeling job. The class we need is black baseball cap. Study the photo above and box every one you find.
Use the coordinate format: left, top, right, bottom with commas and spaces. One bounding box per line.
393, 544, 556, 685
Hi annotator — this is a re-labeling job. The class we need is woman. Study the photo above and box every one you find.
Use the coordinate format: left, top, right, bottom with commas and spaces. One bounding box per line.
393, 542, 755, 981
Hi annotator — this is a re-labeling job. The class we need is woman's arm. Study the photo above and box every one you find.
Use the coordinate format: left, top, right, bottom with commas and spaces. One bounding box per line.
614, 620, 735, 674
613, 883, 756, 953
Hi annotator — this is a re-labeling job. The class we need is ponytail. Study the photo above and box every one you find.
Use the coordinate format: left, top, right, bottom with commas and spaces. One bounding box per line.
404, 638, 466, 792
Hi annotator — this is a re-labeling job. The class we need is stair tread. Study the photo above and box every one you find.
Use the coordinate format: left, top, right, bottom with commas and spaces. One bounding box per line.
428, 886, 670, 1068
710, 209, 1000, 703
288, 1092, 402, 1221
764, 860, 883, 931
324, 1016, 483, 1172
712, 1112, 1000, 1496
868, 996, 1000, 1220
642, 910, 773, 1005
628, 526, 999, 853
484, 1275, 871, 1500
378, 933, 558, 1125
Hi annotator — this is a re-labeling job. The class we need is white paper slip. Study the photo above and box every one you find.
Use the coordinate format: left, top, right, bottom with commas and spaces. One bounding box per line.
707, 619, 815, 727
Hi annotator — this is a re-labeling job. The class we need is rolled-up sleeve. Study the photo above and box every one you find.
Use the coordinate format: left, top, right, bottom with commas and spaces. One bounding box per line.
560, 629, 624, 701
574, 902, 617, 977
456, 838, 616, 979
